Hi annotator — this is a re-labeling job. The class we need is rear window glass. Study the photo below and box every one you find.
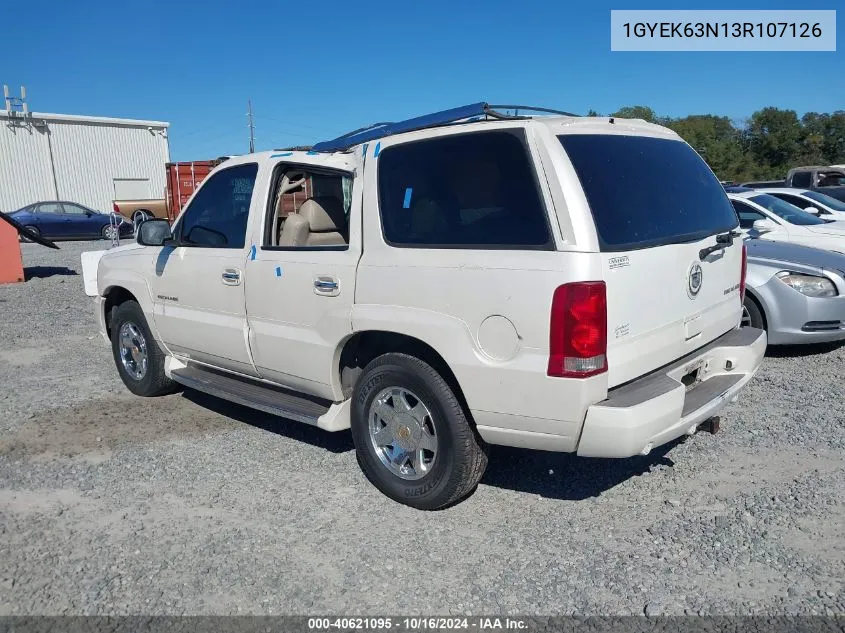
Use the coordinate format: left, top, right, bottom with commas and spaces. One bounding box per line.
378, 130, 552, 249
558, 134, 738, 251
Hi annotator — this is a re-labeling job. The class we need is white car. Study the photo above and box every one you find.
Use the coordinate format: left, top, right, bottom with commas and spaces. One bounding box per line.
755, 187, 845, 221
83, 103, 766, 509
727, 190, 845, 254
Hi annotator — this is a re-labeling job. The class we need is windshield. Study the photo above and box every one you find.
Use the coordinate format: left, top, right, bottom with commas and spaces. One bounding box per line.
558, 134, 737, 251
804, 190, 845, 212
749, 194, 826, 225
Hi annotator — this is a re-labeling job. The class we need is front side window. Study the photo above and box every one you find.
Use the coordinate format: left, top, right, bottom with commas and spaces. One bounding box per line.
178, 163, 258, 248
559, 134, 738, 251
749, 194, 825, 226
818, 171, 845, 187
731, 200, 768, 229
61, 203, 89, 215
378, 130, 552, 249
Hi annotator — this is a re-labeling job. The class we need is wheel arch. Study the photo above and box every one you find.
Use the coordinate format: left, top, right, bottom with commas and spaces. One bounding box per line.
743, 288, 768, 330
337, 330, 472, 422
103, 286, 139, 338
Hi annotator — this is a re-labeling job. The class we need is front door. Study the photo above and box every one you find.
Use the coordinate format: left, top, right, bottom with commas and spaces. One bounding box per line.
150, 162, 260, 377
244, 163, 360, 400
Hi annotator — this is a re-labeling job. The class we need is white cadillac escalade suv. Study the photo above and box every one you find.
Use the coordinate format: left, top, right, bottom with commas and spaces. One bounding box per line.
83, 103, 766, 509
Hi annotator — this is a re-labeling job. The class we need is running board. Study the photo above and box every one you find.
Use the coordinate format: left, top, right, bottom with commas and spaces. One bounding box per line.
170, 364, 332, 427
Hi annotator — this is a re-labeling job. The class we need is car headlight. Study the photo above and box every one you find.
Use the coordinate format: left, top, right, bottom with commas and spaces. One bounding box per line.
776, 272, 838, 297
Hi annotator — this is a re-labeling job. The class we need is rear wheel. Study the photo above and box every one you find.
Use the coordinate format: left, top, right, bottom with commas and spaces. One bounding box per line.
110, 300, 177, 397
741, 297, 765, 330
351, 353, 488, 510
20, 225, 40, 242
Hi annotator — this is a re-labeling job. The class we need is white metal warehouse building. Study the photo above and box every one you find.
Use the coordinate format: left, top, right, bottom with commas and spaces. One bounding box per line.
0, 109, 169, 213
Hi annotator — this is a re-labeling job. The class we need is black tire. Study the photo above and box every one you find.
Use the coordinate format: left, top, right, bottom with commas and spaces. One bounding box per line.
742, 296, 765, 330
20, 225, 40, 242
351, 353, 488, 510
110, 300, 177, 397
101, 224, 117, 240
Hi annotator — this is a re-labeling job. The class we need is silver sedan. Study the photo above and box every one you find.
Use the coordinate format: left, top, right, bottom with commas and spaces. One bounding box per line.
743, 238, 845, 344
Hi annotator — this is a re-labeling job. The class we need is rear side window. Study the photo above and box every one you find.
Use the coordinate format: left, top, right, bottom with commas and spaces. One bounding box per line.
559, 135, 738, 251
790, 171, 812, 188
378, 130, 552, 249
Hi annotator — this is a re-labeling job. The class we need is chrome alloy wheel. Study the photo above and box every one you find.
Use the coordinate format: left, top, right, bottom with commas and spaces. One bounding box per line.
119, 321, 148, 380
740, 305, 752, 327
369, 387, 438, 480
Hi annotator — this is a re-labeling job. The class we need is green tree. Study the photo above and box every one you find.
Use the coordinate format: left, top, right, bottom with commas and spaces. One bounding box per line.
610, 105, 658, 123
746, 107, 801, 177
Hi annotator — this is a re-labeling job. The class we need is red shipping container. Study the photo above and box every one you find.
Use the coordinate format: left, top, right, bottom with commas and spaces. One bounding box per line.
165, 160, 222, 222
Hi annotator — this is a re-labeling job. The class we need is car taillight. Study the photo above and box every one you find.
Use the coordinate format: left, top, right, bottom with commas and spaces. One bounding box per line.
113, 203, 120, 213
547, 281, 607, 378
740, 244, 747, 303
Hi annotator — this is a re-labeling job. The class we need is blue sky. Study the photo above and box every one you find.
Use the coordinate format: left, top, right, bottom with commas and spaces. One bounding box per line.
3, 0, 842, 160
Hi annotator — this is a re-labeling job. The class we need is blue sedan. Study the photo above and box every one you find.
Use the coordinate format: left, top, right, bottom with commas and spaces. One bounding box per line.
8, 201, 133, 241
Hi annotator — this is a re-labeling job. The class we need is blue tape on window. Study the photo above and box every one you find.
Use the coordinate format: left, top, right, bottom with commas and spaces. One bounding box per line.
306, 151, 318, 155
362, 143, 369, 157
249, 244, 256, 260
403, 188, 413, 209
374, 142, 381, 157
275, 266, 283, 277
270, 152, 293, 158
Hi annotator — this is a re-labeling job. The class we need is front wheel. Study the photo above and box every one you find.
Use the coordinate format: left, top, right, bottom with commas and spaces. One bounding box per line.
351, 353, 488, 510
101, 224, 118, 241
110, 300, 177, 397
741, 297, 765, 330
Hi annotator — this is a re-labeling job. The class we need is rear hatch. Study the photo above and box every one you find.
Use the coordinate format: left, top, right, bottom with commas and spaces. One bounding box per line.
559, 133, 743, 387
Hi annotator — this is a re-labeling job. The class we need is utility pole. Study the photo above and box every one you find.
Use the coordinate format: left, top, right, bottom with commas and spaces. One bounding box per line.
247, 100, 255, 153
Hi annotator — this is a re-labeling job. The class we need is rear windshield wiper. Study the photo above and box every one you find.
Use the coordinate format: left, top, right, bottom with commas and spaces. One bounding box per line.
699, 230, 741, 261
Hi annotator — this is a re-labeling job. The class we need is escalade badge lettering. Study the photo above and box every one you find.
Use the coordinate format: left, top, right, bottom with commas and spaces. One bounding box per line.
687, 262, 703, 299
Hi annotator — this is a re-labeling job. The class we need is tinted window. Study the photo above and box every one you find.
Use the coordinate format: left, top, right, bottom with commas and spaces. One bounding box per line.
559, 135, 738, 251
378, 131, 551, 249
790, 171, 812, 188
730, 200, 767, 229
749, 194, 825, 226
178, 163, 257, 248
804, 190, 845, 212
770, 193, 813, 209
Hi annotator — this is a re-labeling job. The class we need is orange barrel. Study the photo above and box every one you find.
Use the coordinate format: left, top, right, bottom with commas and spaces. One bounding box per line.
0, 220, 25, 284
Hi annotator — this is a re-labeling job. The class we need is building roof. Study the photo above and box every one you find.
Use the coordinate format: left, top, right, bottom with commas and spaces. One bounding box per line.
0, 110, 169, 128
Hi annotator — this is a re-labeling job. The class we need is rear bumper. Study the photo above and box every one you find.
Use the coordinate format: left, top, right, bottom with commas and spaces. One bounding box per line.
576, 327, 767, 458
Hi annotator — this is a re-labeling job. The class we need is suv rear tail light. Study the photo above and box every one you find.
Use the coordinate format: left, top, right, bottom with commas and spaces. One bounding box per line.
740, 243, 747, 302
113, 203, 120, 214
547, 281, 607, 378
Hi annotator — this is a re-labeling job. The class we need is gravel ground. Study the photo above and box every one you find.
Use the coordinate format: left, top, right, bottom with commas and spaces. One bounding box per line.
0, 240, 843, 616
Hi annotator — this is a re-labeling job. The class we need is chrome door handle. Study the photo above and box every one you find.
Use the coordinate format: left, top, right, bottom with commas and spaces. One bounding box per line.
222, 269, 241, 285
314, 276, 339, 296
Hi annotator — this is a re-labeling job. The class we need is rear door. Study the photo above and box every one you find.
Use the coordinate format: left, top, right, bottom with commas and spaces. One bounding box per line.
33, 203, 65, 237
559, 133, 743, 387
244, 162, 359, 401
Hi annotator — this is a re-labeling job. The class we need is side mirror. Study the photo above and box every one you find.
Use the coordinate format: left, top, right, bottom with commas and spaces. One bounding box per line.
137, 218, 172, 246
804, 206, 821, 216
752, 219, 777, 235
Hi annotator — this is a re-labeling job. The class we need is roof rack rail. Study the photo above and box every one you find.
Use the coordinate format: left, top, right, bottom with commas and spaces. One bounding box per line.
311, 102, 578, 153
